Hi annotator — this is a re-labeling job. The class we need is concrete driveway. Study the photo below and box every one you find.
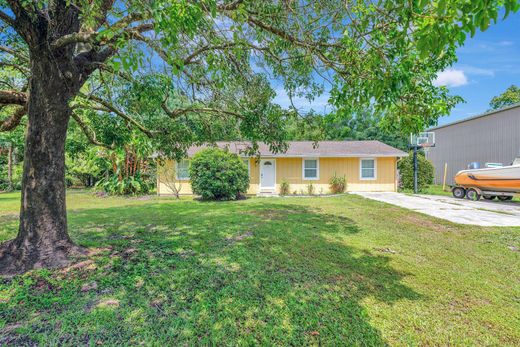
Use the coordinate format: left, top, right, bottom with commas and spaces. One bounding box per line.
353, 192, 520, 227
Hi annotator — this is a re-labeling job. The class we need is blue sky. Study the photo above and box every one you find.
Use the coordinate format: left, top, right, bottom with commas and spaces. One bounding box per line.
273, 11, 520, 125
435, 11, 520, 125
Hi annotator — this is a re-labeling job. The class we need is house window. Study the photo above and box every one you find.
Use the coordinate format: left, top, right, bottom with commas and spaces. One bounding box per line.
242, 158, 250, 175
302, 158, 319, 180
176, 159, 190, 180
360, 158, 376, 180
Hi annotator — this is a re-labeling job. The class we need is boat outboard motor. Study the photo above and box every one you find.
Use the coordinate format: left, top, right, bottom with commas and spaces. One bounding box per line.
513, 149, 520, 166
468, 162, 481, 170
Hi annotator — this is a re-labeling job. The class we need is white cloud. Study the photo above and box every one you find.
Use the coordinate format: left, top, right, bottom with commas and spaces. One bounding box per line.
433, 69, 468, 87
460, 65, 495, 77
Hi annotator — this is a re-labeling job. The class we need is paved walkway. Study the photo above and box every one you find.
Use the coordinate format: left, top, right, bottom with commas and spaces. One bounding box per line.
353, 192, 520, 227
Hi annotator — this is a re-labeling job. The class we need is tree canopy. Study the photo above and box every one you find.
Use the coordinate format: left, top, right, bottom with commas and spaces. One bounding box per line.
2, 1, 518, 148
0, 0, 518, 274
489, 85, 520, 111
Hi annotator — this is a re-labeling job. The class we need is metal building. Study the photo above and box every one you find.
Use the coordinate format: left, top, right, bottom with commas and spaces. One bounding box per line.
426, 103, 520, 185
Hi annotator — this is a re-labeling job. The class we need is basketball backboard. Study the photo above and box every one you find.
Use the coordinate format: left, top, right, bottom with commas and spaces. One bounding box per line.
410, 132, 435, 148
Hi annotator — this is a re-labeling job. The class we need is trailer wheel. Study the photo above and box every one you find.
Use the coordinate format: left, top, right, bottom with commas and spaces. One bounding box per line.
483, 195, 496, 200
497, 196, 513, 201
452, 187, 466, 199
466, 188, 481, 201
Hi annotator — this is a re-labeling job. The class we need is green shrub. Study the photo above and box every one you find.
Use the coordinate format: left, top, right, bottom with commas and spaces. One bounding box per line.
280, 179, 290, 196
189, 148, 249, 200
329, 173, 347, 194
398, 152, 434, 191
96, 173, 151, 196
306, 183, 315, 195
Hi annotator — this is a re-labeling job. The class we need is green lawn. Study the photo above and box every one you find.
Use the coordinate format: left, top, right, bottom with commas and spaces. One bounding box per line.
401, 184, 452, 197
1, 191, 519, 345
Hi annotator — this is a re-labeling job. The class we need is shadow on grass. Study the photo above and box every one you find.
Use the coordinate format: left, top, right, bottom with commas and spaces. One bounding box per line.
0, 201, 420, 345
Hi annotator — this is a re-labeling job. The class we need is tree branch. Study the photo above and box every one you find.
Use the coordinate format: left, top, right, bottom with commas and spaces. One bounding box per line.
51, 13, 147, 49
0, 105, 26, 132
217, 0, 245, 11
89, 0, 116, 30
71, 111, 114, 148
89, 62, 133, 81
51, 31, 95, 49
162, 103, 245, 120
0, 46, 29, 62
0, 90, 28, 106
0, 10, 15, 26
78, 93, 154, 138
183, 42, 238, 65
4, 0, 35, 40
0, 62, 30, 75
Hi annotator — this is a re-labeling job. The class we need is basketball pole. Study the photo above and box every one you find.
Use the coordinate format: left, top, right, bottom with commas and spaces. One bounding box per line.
413, 145, 418, 194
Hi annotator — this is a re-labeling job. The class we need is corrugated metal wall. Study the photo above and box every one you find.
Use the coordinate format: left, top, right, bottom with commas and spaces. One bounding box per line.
426, 105, 520, 185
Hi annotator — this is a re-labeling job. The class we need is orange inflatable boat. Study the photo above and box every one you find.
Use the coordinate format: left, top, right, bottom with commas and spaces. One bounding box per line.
452, 159, 520, 201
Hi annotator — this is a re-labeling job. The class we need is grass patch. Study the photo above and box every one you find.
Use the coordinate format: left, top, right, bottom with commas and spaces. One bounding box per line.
1, 191, 519, 345
400, 184, 452, 197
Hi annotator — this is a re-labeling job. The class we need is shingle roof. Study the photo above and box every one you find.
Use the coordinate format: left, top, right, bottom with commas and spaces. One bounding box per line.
186, 141, 408, 158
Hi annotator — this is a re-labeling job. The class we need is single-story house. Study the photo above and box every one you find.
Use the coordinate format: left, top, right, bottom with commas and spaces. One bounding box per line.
157, 141, 408, 195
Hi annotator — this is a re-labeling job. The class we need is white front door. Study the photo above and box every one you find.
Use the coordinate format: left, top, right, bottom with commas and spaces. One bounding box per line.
260, 159, 276, 189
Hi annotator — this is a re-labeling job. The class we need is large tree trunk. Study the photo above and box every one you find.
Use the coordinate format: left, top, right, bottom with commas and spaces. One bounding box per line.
7, 142, 13, 191
0, 54, 87, 275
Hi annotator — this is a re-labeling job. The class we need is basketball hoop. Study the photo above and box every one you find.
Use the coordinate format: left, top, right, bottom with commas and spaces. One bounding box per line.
409, 132, 436, 194
410, 132, 435, 149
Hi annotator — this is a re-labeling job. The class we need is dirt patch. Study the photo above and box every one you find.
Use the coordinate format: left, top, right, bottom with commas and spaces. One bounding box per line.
402, 214, 454, 232
81, 281, 98, 292
448, 293, 491, 314
0, 333, 37, 347
374, 247, 397, 254
61, 259, 96, 273
95, 299, 120, 308
226, 231, 253, 244
508, 245, 519, 252
31, 278, 58, 294
0, 322, 22, 335
0, 323, 39, 346
94, 192, 108, 198
129, 195, 154, 200
246, 209, 290, 220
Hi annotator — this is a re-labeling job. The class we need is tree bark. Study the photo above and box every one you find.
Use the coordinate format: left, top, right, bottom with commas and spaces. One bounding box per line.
0, 52, 87, 275
7, 142, 13, 191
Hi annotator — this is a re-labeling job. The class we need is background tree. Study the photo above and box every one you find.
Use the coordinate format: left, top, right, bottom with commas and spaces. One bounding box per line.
0, 113, 24, 191
285, 109, 409, 150
489, 85, 520, 110
0, 0, 518, 275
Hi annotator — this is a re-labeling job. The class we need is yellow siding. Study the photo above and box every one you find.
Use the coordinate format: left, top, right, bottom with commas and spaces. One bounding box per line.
157, 157, 397, 195
157, 159, 193, 195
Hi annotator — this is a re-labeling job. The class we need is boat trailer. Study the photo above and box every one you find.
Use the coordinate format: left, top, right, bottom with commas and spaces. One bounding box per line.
451, 186, 516, 201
